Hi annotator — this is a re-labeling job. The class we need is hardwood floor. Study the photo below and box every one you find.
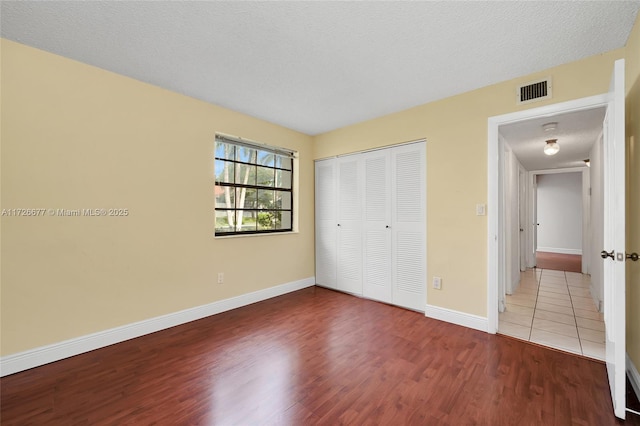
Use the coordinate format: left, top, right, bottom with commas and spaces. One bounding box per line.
1, 286, 636, 425
536, 251, 582, 273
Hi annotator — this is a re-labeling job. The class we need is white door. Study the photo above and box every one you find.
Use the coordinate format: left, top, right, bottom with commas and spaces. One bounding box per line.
315, 159, 337, 289
602, 59, 626, 419
391, 142, 426, 311
362, 149, 392, 303
337, 155, 363, 295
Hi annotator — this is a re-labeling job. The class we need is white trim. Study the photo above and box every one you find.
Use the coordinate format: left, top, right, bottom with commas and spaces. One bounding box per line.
0, 277, 316, 377
537, 247, 582, 255
314, 138, 427, 162
530, 166, 586, 175
527, 167, 590, 272
628, 353, 640, 403
425, 304, 488, 332
487, 94, 608, 336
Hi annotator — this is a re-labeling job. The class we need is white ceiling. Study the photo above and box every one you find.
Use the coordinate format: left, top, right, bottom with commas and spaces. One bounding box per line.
1, 1, 639, 136
500, 107, 606, 171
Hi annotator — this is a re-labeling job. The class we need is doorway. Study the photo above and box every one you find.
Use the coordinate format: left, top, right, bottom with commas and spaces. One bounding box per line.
495, 112, 603, 359
487, 94, 609, 335
534, 169, 588, 274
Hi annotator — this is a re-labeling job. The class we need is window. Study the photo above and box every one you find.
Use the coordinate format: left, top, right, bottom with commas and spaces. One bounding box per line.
214, 134, 295, 236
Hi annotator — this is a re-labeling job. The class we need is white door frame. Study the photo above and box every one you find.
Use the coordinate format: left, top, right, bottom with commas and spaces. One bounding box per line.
487, 94, 608, 334
528, 167, 590, 273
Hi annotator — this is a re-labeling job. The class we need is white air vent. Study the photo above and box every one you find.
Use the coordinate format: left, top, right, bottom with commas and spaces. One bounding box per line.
516, 77, 552, 104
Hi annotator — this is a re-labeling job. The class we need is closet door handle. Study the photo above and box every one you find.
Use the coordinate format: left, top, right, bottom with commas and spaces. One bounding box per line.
386, 225, 390, 229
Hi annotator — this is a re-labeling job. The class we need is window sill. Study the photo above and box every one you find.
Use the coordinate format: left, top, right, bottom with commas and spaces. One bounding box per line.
214, 230, 299, 239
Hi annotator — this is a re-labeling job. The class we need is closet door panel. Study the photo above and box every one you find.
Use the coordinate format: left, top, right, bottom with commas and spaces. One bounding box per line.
391, 142, 426, 311
315, 159, 337, 289
336, 156, 363, 295
362, 150, 392, 302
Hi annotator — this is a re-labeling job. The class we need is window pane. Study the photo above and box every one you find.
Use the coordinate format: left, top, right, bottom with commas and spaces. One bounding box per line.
275, 155, 292, 171
257, 150, 274, 167
215, 160, 234, 183
257, 211, 276, 230
235, 163, 256, 186
215, 142, 235, 160
257, 166, 275, 187
275, 169, 292, 189
237, 188, 257, 209
215, 210, 236, 233
274, 190, 291, 210
236, 210, 257, 232
215, 185, 235, 208
276, 211, 292, 230
236, 147, 256, 163
257, 189, 274, 209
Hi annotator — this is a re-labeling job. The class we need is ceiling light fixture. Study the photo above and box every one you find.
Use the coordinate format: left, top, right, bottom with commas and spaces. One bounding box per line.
542, 122, 558, 132
544, 139, 560, 155
584, 159, 590, 167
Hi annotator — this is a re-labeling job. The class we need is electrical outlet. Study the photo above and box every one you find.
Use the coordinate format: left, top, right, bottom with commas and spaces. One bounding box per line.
433, 276, 442, 290
217, 272, 224, 284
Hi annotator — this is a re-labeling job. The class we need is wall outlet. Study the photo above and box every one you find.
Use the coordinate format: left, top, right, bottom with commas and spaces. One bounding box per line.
476, 204, 486, 216
433, 276, 442, 290
217, 272, 224, 284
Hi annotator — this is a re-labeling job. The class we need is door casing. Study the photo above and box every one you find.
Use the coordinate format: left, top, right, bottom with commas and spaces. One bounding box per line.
487, 94, 608, 333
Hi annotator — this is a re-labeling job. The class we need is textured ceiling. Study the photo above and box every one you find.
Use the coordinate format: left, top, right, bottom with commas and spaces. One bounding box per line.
1, 1, 639, 136
500, 107, 606, 171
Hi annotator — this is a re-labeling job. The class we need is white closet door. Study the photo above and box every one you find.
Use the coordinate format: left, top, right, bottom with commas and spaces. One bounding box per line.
362, 150, 392, 303
336, 155, 363, 295
391, 142, 426, 311
315, 159, 337, 289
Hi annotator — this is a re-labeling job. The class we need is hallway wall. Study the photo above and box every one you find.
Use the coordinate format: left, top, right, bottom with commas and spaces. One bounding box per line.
536, 173, 583, 254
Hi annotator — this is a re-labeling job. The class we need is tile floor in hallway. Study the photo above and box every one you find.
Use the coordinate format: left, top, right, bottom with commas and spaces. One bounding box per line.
498, 268, 606, 360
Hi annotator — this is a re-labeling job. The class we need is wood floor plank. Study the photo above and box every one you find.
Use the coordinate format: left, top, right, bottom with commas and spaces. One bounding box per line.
536, 251, 582, 273
1, 286, 637, 425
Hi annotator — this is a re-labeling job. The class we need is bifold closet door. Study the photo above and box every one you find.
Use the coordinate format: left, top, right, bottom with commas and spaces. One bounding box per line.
362, 149, 392, 303
314, 141, 426, 308
315, 159, 337, 289
391, 142, 426, 311
336, 155, 363, 295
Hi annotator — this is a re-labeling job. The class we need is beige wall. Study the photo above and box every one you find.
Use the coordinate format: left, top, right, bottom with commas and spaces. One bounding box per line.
2, 26, 638, 364
314, 49, 624, 317
0, 39, 315, 355
625, 12, 640, 374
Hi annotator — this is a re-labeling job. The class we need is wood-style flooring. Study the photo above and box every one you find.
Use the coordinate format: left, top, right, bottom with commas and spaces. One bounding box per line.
1, 286, 637, 425
536, 251, 582, 273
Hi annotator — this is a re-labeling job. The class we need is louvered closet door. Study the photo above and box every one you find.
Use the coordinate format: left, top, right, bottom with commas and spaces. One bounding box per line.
336, 155, 363, 295
391, 142, 426, 311
315, 159, 337, 289
362, 150, 392, 303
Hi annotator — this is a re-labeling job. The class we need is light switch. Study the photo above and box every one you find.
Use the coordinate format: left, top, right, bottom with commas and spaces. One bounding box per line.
476, 204, 486, 216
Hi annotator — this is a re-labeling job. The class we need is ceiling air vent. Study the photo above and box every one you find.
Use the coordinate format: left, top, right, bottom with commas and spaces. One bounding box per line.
516, 77, 552, 104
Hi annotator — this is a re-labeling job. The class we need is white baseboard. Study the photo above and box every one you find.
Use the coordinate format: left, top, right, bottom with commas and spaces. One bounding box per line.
425, 304, 488, 332
628, 352, 640, 402
537, 247, 582, 255
0, 277, 315, 377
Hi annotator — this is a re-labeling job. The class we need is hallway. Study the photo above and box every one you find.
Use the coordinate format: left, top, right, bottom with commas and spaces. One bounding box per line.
498, 268, 605, 360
